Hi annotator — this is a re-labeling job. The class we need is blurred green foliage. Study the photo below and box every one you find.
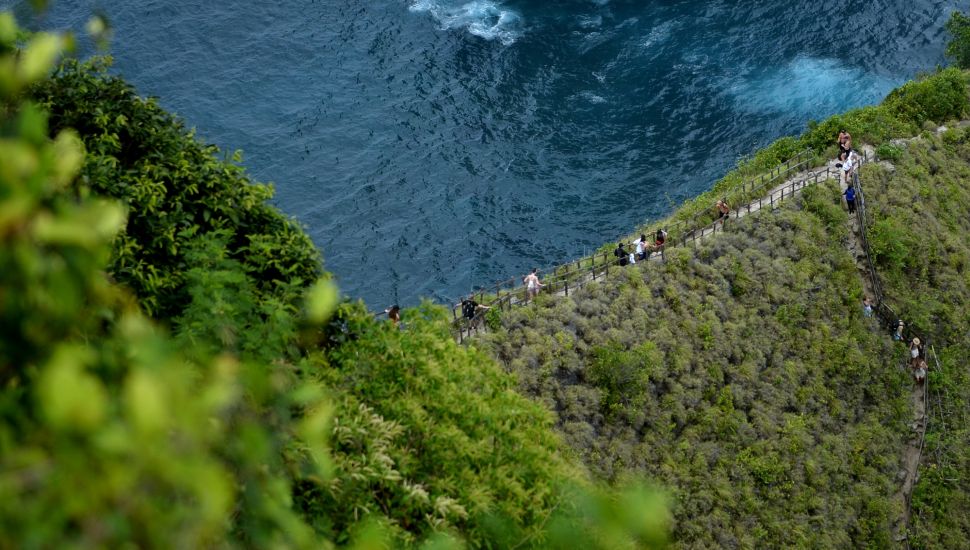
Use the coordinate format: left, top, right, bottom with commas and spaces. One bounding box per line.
479, 182, 910, 547
0, 17, 333, 548
858, 134, 970, 547
2, 12, 669, 548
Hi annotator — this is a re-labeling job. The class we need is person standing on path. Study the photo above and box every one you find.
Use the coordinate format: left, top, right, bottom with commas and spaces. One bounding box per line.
523, 268, 543, 302
614, 242, 629, 266
653, 228, 667, 259
635, 234, 648, 261
716, 199, 730, 225
843, 184, 857, 213
863, 296, 873, 318
909, 337, 924, 368
841, 149, 859, 186
838, 129, 852, 161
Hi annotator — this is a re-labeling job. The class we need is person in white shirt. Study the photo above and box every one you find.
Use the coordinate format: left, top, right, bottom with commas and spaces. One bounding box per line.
523, 268, 543, 302
842, 149, 859, 185
634, 234, 647, 261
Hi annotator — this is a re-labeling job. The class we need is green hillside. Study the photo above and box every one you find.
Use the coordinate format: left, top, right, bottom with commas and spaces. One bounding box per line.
859, 133, 970, 548
478, 181, 907, 547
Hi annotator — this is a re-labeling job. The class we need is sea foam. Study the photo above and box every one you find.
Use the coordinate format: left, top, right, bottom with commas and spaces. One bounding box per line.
409, 0, 523, 45
728, 56, 899, 117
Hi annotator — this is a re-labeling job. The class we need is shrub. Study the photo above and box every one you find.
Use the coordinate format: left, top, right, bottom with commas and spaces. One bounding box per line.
946, 10, 970, 69
875, 143, 903, 160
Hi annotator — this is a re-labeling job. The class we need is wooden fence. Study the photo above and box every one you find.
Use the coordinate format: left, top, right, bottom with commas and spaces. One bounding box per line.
452, 152, 839, 341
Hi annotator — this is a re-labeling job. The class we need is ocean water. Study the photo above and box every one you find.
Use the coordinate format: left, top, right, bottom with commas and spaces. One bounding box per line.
10, 0, 958, 307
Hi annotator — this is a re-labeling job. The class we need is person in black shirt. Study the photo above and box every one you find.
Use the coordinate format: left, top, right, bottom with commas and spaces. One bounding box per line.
614, 242, 628, 266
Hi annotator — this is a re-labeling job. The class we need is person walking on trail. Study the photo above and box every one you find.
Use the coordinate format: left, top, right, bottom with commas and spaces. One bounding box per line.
841, 149, 859, 185
913, 359, 928, 383
716, 199, 730, 225
837, 129, 852, 161
460, 297, 491, 328
863, 296, 873, 318
894, 320, 905, 341
909, 337, 924, 368
523, 268, 543, 302
843, 184, 857, 213
615, 242, 629, 266
913, 357, 928, 384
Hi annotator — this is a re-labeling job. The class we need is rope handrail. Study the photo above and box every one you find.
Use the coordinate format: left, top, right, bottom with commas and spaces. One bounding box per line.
852, 153, 939, 544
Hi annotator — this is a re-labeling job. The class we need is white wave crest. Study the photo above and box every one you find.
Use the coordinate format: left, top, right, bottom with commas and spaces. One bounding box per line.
728, 56, 898, 115
409, 0, 524, 45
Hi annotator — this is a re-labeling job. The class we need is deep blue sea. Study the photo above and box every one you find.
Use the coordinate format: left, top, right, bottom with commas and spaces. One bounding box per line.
9, 0, 959, 307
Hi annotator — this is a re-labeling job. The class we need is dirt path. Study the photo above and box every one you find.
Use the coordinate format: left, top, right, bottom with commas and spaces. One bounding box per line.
836, 152, 927, 545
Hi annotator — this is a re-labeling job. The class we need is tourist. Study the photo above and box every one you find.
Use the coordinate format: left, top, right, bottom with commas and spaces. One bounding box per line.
909, 337, 924, 368
716, 199, 730, 225
842, 149, 858, 186
614, 242, 629, 266
863, 296, 873, 318
843, 184, 857, 213
461, 297, 490, 328
838, 129, 852, 161
635, 234, 648, 261
913, 357, 928, 384
385, 304, 401, 326
894, 320, 905, 341
654, 228, 667, 258
523, 268, 543, 302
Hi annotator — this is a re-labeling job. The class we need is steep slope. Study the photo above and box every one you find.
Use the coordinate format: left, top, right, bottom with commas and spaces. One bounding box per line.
859, 132, 970, 548
478, 181, 910, 547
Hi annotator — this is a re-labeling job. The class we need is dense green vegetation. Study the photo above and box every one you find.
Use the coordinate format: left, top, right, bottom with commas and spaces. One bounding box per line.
859, 133, 970, 548
1, 17, 667, 548
479, 181, 913, 547
946, 10, 970, 69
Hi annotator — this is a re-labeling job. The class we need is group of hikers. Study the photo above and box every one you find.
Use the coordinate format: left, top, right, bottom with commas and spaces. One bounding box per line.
614, 227, 669, 267
453, 128, 928, 385
457, 129, 864, 326
846, 128, 927, 384
838, 129, 860, 213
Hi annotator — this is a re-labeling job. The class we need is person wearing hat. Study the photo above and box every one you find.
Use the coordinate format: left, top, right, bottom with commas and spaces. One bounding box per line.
909, 337, 923, 368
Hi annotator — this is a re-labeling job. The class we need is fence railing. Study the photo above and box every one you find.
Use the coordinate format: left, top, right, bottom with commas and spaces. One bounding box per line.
453, 150, 828, 342
449, 150, 815, 323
